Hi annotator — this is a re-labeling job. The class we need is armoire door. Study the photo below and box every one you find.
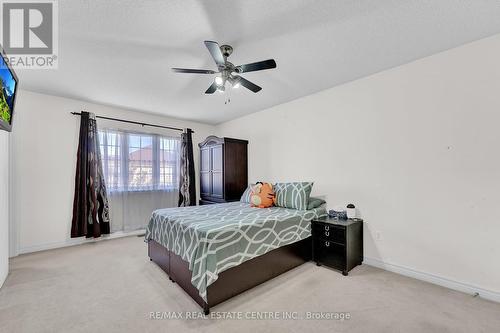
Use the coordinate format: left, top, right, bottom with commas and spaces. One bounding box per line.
200, 147, 211, 197
210, 145, 224, 198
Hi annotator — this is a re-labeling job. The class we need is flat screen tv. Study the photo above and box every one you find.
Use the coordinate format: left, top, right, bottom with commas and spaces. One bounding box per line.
0, 45, 18, 132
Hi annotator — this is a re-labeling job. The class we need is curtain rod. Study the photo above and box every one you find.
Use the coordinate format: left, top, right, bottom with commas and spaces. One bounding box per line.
70, 112, 192, 133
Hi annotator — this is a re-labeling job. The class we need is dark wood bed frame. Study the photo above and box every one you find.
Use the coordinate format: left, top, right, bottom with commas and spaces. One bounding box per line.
148, 237, 312, 314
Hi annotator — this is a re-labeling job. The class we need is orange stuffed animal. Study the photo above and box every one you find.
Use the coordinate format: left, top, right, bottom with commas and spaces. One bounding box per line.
250, 182, 275, 208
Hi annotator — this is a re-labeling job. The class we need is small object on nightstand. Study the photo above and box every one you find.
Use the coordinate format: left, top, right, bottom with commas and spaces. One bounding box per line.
328, 209, 347, 220
346, 203, 356, 219
311, 216, 363, 276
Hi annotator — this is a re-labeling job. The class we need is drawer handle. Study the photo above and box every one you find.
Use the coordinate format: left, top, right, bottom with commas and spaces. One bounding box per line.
325, 241, 330, 247
324, 226, 329, 231
325, 231, 330, 237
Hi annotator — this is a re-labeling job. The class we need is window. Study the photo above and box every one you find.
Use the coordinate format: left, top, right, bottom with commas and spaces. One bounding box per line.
98, 129, 180, 192
159, 137, 178, 189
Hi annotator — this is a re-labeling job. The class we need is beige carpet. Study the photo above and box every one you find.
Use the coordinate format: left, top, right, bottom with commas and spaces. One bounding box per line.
1, 236, 499, 333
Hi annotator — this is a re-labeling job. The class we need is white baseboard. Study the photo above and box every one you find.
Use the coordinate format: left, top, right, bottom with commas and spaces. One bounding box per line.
0, 270, 7, 290
17, 229, 146, 255
364, 257, 500, 303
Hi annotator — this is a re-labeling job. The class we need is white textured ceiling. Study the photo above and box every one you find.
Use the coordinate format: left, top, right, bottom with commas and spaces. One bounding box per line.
17, 0, 500, 124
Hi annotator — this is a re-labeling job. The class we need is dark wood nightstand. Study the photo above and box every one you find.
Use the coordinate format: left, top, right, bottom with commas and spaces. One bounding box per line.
311, 217, 363, 276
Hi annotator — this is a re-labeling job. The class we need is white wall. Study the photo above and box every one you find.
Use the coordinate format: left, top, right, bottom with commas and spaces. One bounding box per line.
0, 131, 9, 288
11, 91, 215, 255
217, 34, 500, 298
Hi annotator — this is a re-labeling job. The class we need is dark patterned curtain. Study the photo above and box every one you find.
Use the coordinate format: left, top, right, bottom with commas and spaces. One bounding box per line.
178, 128, 196, 207
71, 112, 110, 238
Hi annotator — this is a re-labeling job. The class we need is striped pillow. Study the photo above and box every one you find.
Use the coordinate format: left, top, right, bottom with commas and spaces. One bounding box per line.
240, 184, 254, 203
274, 182, 314, 210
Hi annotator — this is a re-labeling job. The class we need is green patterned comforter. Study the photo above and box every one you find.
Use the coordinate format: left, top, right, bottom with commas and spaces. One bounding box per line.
145, 202, 327, 301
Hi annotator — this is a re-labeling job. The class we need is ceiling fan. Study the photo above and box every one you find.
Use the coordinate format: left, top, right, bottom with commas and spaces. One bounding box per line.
172, 41, 277, 94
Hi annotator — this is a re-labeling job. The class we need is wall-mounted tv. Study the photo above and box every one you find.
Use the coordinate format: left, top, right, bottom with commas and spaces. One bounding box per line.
0, 45, 18, 132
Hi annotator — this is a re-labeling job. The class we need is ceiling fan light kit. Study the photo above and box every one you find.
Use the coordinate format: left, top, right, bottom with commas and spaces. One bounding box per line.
172, 41, 277, 95
214, 76, 224, 86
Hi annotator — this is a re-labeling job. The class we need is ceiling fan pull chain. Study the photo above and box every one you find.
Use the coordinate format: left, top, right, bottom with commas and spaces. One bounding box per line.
225, 88, 231, 104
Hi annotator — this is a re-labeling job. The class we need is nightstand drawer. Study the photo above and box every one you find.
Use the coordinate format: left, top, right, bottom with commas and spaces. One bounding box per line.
314, 238, 345, 269
312, 223, 345, 245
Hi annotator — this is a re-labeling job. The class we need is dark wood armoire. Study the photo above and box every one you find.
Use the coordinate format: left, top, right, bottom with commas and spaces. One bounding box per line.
198, 136, 248, 205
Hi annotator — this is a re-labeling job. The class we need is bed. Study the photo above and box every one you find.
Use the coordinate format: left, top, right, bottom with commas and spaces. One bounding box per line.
145, 201, 327, 314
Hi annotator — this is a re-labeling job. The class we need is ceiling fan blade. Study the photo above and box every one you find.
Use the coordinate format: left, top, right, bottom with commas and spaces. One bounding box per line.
204, 41, 225, 67
235, 76, 262, 93
172, 68, 217, 74
237, 59, 276, 73
205, 82, 218, 94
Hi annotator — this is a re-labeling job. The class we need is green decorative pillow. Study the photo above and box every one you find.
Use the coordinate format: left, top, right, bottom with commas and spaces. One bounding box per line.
274, 182, 314, 210
307, 197, 326, 210
240, 184, 254, 203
